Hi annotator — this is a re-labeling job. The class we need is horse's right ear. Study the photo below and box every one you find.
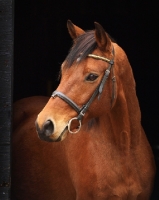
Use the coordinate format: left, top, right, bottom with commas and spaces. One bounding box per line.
94, 22, 111, 52
67, 20, 85, 40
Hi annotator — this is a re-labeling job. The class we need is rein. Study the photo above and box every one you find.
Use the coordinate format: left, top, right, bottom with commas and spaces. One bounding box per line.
52, 47, 115, 134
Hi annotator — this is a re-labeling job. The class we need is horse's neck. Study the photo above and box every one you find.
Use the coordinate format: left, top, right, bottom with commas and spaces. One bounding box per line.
85, 47, 142, 154
108, 90, 132, 155
108, 48, 142, 152
95, 86, 142, 155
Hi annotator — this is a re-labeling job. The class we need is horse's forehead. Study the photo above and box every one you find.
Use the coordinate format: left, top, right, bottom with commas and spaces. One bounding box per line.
65, 58, 104, 73
62, 59, 109, 80
61, 63, 83, 80
62, 46, 114, 76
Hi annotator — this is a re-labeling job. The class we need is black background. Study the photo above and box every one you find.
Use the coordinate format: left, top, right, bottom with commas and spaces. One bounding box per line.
14, 0, 159, 198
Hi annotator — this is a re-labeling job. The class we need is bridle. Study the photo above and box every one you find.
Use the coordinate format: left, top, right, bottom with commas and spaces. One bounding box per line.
52, 47, 115, 134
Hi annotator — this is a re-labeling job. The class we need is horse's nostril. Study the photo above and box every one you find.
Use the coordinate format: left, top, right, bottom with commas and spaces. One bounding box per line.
43, 120, 54, 136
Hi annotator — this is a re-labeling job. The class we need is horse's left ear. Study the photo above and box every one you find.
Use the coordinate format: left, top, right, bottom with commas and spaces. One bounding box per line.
94, 22, 111, 52
67, 20, 85, 40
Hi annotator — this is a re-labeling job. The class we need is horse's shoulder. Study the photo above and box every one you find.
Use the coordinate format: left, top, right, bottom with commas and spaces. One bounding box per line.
13, 96, 49, 130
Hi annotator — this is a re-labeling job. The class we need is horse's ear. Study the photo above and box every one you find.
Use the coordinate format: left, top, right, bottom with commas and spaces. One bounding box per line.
94, 22, 111, 52
67, 20, 85, 40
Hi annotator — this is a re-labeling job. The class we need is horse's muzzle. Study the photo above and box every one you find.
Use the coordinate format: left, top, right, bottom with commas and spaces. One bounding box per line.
35, 119, 55, 142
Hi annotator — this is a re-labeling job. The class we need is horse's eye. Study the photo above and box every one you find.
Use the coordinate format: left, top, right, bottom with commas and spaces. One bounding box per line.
86, 74, 98, 81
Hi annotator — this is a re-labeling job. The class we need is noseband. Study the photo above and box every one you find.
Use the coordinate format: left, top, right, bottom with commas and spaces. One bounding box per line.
52, 47, 115, 134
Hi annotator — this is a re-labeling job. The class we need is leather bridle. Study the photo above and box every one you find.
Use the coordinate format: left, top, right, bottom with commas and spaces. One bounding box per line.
52, 47, 115, 134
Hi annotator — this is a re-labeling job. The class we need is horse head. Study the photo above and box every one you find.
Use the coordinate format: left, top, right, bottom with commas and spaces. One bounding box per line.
35, 20, 118, 142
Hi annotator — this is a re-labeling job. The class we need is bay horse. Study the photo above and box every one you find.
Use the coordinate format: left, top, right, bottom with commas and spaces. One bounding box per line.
12, 20, 155, 199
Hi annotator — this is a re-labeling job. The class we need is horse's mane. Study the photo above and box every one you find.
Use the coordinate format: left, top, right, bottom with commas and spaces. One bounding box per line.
64, 30, 115, 68
65, 30, 96, 68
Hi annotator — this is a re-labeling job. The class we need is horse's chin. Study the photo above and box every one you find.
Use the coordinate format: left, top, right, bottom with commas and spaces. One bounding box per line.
54, 127, 68, 142
37, 126, 68, 142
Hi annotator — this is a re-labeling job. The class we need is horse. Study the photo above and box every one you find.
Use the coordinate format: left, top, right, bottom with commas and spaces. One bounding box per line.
12, 20, 156, 199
